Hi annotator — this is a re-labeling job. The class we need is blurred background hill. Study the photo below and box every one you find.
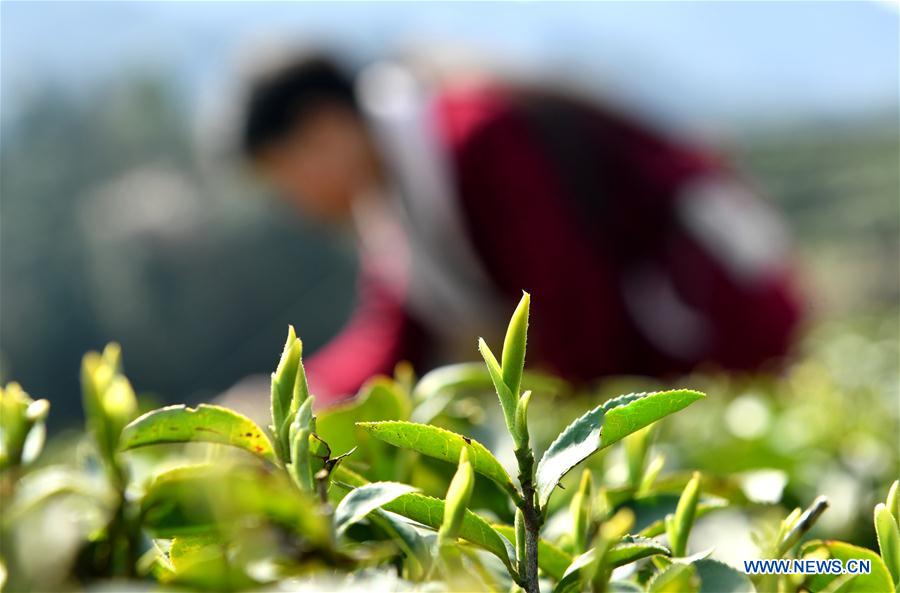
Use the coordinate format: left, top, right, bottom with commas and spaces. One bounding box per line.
1, 1, 897, 425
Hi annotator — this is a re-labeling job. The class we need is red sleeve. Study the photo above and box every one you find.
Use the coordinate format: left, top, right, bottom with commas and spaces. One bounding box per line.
305, 264, 425, 406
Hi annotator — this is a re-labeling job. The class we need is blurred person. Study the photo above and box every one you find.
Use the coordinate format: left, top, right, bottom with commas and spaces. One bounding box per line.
239, 53, 802, 405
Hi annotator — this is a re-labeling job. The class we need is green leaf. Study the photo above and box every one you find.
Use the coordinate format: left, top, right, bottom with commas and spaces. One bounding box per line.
649, 562, 699, 592
356, 420, 520, 501
536, 390, 704, 507
875, 503, 900, 586
333, 482, 418, 536
479, 338, 518, 439
887, 481, 899, 527
81, 345, 139, 468
332, 465, 514, 571
801, 540, 895, 593
693, 558, 755, 593
120, 404, 276, 463
370, 510, 433, 578
667, 472, 702, 557
492, 524, 573, 581
0, 383, 49, 469
553, 536, 671, 593
140, 463, 328, 542
600, 390, 705, 449
439, 448, 475, 542
501, 292, 530, 400
609, 535, 671, 566
287, 397, 316, 491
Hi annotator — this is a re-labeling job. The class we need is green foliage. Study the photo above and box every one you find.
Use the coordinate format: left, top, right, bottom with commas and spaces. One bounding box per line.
1, 297, 894, 593
333, 482, 418, 536
665, 472, 701, 557
0, 383, 49, 470
120, 404, 277, 463
81, 343, 138, 475
357, 420, 520, 501
800, 540, 895, 593
535, 390, 704, 508
875, 482, 900, 587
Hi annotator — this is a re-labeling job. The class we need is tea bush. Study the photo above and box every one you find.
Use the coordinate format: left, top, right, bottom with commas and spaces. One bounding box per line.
1, 295, 897, 592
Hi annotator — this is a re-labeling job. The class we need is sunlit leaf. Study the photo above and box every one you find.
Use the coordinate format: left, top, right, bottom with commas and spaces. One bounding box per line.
356, 420, 520, 501
649, 561, 699, 592
332, 465, 514, 571
875, 503, 900, 587
692, 558, 755, 593
333, 482, 418, 536
801, 540, 895, 593
535, 390, 703, 507
120, 404, 276, 463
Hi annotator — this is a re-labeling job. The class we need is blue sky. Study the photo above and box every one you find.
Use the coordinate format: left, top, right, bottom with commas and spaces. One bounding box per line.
2, 1, 898, 129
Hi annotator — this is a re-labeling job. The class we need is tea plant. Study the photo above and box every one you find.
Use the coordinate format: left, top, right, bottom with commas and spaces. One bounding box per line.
0, 294, 896, 592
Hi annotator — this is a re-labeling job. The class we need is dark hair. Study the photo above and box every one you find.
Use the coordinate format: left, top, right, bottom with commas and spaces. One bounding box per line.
241, 55, 358, 158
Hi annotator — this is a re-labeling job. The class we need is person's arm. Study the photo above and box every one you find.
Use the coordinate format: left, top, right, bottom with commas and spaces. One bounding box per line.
305, 264, 425, 406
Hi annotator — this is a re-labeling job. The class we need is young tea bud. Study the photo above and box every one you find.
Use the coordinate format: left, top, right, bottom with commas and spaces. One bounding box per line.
667, 471, 701, 557
0, 383, 50, 470
501, 292, 530, 399
479, 338, 517, 441
288, 397, 316, 492
513, 390, 532, 450
438, 447, 475, 544
271, 326, 311, 462
80, 345, 138, 470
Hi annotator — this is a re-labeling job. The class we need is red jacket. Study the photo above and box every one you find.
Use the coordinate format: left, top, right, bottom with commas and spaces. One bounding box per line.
307, 78, 802, 403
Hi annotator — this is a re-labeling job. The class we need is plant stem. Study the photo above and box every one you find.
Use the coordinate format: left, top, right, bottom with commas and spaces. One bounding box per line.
515, 446, 541, 593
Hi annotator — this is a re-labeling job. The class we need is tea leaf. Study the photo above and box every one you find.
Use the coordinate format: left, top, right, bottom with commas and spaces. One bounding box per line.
887, 481, 899, 528
81, 345, 138, 468
501, 292, 530, 400
120, 404, 276, 463
356, 420, 520, 501
875, 503, 900, 586
648, 562, 699, 592
0, 383, 50, 469
801, 540, 895, 593
439, 448, 475, 543
478, 338, 518, 439
536, 390, 703, 507
692, 558, 754, 593
334, 482, 418, 536
667, 472, 702, 557
332, 465, 514, 571
553, 538, 670, 593
609, 535, 670, 567
600, 390, 705, 449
